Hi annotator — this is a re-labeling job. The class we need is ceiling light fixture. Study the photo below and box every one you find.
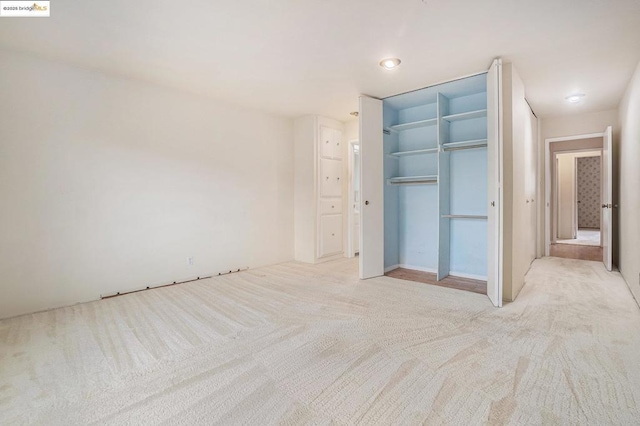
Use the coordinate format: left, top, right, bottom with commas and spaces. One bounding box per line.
565, 93, 585, 103
380, 58, 401, 70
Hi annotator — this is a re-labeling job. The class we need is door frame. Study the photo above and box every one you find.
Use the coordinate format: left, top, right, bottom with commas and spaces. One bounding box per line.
544, 132, 604, 256
347, 139, 359, 258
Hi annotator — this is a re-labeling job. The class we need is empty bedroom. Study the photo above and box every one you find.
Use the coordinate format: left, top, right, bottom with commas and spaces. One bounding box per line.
2, 1, 640, 424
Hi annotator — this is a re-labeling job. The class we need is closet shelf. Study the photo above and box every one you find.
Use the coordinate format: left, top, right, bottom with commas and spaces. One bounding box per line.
441, 214, 488, 220
388, 175, 438, 185
388, 147, 439, 158
442, 109, 487, 122
441, 139, 488, 151
386, 118, 437, 132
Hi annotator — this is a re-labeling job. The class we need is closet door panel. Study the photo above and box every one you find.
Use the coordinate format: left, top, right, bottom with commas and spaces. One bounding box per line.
319, 215, 343, 257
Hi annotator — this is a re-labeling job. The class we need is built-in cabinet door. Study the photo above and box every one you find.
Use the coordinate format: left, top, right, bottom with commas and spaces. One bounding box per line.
320, 159, 342, 197
486, 59, 504, 308
320, 199, 342, 215
320, 126, 343, 160
319, 215, 343, 257
320, 126, 334, 159
358, 95, 384, 279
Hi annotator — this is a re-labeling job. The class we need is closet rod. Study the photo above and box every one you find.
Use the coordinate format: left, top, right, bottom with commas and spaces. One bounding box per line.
441, 214, 488, 219
442, 144, 487, 152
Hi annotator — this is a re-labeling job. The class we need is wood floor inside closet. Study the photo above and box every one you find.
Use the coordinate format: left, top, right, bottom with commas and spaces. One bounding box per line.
385, 268, 487, 295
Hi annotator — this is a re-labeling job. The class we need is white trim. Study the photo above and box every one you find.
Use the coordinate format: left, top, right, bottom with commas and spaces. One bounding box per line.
544, 132, 605, 256
450, 271, 488, 281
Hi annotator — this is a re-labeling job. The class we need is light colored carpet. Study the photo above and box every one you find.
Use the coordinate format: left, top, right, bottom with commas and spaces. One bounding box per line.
1, 256, 640, 424
557, 229, 601, 246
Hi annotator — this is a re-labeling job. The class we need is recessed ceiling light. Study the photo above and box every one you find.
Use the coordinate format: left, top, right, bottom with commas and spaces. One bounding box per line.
380, 58, 401, 70
565, 93, 585, 103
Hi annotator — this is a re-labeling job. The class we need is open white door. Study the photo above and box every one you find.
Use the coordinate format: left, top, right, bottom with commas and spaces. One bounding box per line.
602, 125, 613, 271
358, 96, 384, 279
486, 59, 503, 307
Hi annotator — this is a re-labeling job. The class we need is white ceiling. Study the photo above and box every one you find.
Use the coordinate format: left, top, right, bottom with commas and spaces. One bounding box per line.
1, 0, 639, 120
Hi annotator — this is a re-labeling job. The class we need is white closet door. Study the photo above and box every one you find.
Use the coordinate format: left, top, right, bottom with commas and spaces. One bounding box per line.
602, 125, 613, 271
359, 96, 384, 279
486, 59, 504, 307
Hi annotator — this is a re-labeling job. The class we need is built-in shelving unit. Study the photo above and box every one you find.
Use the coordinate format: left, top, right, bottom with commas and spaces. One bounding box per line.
383, 72, 489, 286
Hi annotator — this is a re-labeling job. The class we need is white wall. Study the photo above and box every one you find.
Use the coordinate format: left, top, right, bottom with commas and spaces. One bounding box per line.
343, 119, 359, 142
618, 60, 640, 303
293, 116, 317, 263
0, 49, 295, 319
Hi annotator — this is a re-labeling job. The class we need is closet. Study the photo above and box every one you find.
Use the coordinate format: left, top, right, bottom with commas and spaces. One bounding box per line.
359, 59, 503, 307
294, 115, 345, 263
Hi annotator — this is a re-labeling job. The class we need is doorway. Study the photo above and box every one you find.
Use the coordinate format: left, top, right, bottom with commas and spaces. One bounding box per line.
551, 150, 602, 261
545, 127, 613, 267
555, 150, 602, 247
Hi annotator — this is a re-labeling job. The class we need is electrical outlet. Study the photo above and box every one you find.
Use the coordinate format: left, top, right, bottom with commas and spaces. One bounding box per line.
188, 257, 194, 266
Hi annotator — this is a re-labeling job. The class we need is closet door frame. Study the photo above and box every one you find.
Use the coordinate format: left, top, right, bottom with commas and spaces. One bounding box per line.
544, 132, 606, 257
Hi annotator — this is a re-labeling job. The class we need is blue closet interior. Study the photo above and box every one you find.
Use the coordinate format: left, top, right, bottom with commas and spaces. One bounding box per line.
383, 73, 488, 283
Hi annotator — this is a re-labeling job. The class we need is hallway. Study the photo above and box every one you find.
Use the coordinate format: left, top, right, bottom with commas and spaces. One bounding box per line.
1, 256, 639, 424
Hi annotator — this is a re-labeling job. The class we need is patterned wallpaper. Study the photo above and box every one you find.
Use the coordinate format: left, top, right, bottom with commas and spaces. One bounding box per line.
577, 156, 601, 229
